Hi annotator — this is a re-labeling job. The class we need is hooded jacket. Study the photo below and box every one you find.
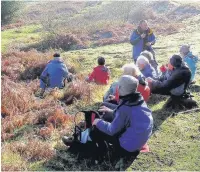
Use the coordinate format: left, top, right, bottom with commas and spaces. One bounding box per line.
88, 65, 110, 85
97, 93, 153, 152
40, 59, 68, 89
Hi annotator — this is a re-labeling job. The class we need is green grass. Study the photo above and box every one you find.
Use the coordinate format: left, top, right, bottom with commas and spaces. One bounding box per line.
1, 24, 42, 53
1, 8, 200, 171
129, 112, 200, 171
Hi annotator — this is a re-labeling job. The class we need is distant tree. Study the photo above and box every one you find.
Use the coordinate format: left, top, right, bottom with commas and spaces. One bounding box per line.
1, 1, 22, 25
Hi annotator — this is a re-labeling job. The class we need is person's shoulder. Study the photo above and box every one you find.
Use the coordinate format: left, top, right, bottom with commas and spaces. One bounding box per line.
99, 65, 109, 72
93, 65, 100, 70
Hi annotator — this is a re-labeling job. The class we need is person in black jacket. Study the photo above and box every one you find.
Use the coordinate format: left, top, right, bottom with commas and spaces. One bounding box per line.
147, 55, 197, 109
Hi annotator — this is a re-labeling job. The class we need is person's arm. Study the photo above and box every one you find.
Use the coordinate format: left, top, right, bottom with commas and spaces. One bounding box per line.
62, 64, 69, 78
151, 67, 159, 80
151, 71, 185, 94
88, 68, 96, 82
95, 108, 128, 136
130, 31, 141, 46
40, 65, 49, 83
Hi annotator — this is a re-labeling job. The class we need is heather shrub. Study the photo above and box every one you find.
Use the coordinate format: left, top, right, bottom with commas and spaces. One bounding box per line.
2, 50, 52, 80
5, 139, 55, 162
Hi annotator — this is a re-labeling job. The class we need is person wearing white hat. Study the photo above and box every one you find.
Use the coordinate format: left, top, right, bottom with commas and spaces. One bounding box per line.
180, 44, 198, 83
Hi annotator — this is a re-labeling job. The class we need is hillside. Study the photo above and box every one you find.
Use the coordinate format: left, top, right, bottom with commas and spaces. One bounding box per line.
1, 1, 200, 171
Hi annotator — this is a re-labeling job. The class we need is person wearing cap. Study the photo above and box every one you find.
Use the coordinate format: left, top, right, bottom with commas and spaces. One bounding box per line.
180, 44, 198, 83
147, 55, 191, 96
38, 53, 71, 97
130, 20, 156, 62
86, 56, 110, 85
136, 55, 158, 80
91, 75, 153, 164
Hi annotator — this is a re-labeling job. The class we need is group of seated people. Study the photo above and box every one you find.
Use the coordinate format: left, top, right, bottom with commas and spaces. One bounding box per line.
37, 44, 198, 166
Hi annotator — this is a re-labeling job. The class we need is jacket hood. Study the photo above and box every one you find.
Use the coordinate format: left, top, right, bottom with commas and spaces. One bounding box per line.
119, 92, 144, 106
50, 59, 64, 63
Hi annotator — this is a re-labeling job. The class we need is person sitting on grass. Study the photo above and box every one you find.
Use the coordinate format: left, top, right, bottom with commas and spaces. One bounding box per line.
37, 53, 72, 97
147, 55, 197, 109
103, 63, 150, 106
180, 44, 198, 84
86, 56, 110, 85
91, 75, 153, 168
140, 50, 158, 75
136, 55, 158, 79
62, 75, 153, 169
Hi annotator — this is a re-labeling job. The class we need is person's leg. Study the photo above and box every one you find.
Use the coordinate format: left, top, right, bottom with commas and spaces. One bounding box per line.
89, 126, 120, 161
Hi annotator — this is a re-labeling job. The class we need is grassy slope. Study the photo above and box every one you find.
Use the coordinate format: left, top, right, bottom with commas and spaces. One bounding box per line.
1, 24, 42, 53
49, 14, 200, 171
1, 5, 200, 172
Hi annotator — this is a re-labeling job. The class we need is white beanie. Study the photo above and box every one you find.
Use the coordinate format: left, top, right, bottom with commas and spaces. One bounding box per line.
180, 44, 190, 55
118, 75, 138, 96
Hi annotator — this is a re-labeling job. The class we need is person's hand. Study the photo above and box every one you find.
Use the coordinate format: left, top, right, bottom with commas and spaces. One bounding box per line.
146, 42, 152, 46
92, 119, 101, 126
146, 77, 153, 83
98, 106, 113, 114
141, 33, 146, 39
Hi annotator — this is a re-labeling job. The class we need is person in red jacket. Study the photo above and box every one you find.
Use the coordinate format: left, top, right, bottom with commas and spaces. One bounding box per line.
103, 63, 150, 105
86, 57, 110, 85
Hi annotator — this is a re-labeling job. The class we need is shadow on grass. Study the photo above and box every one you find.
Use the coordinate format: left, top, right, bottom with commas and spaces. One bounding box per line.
151, 94, 198, 134
45, 93, 197, 171
45, 141, 138, 171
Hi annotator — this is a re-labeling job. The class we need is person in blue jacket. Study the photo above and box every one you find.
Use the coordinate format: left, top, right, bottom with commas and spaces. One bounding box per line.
91, 75, 153, 165
38, 53, 71, 97
136, 55, 158, 79
130, 20, 156, 62
180, 44, 198, 83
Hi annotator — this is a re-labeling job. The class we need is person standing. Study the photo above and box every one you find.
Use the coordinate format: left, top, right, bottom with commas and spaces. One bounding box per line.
130, 20, 156, 63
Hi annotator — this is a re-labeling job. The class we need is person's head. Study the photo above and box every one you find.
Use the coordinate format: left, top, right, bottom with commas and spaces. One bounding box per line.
118, 75, 139, 97
140, 50, 153, 61
180, 44, 190, 57
169, 54, 183, 68
136, 55, 150, 70
53, 53, 60, 58
139, 20, 148, 31
98, 56, 105, 65
53, 53, 62, 61
122, 63, 141, 77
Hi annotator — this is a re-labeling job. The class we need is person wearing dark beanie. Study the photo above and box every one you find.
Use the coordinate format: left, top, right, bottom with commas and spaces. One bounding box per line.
145, 54, 197, 109
86, 56, 110, 85
146, 54, 191, 96
170, 55, 183, 68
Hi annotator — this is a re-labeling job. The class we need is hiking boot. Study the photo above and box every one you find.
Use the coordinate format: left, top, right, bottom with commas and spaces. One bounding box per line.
62, 136, 74, 146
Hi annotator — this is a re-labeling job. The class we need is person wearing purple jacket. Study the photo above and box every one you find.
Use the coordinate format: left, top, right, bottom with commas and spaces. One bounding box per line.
91, 75, 153, 165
